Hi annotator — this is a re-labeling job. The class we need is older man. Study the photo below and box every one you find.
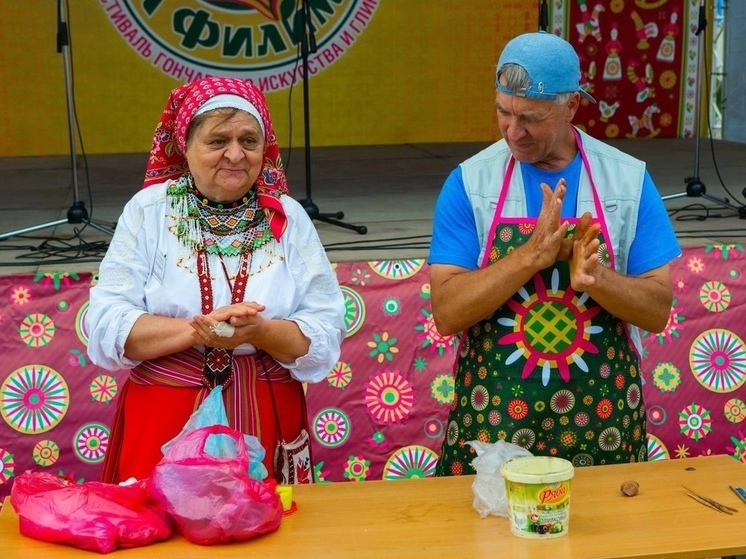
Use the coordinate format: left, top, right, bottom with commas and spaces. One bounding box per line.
429, 32, 680, 475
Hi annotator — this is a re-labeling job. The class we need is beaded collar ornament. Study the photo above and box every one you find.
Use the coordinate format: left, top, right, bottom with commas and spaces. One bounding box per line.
167, 173, 273, 257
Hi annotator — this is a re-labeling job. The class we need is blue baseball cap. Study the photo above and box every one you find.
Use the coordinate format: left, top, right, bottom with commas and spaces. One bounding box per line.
496, 31, 596, 103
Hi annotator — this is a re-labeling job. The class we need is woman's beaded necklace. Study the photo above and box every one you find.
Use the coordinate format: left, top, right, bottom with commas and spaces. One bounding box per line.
167, 173, 273, 257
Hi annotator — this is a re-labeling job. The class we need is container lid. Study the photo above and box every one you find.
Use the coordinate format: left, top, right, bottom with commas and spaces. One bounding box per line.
500, 456, 575, 485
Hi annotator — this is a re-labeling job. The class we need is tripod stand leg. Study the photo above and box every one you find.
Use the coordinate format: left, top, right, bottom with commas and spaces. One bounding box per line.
0, 215, 116, 241
0, 219, 69, 241
702, 193, 746, 214
85, 220, 117, 235
315, 214, 368, 234
299, 199, 368, 234
319, 211, 344, 220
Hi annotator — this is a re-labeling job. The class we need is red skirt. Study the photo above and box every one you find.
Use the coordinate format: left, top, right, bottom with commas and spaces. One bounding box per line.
103, 377, 306, 483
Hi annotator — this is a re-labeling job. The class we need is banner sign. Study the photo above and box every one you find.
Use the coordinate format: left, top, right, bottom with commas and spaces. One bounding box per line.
100, 0, 380, 92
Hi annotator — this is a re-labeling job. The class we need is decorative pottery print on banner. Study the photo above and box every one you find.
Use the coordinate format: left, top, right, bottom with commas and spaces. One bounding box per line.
75, 301, 90, 347
688, 329, 746, 393
382, 445, 439, 479
368, 259, 424, 279
362, 369, 416, 424
0, 449, 15, 486
553, 0, 697, 138
18, 313, 56, 348
724, 399, 746, 424
313, 407, 351, 448
340, 286, 366, 338
73, 423, 110, 463
32, 439, 60, 467
90, 374, 119, 404
1, 248, 745, 504
647, 433, 670, 461
1, 365, 69, 434
326, 361, 353, 390
100, 0, 381, 91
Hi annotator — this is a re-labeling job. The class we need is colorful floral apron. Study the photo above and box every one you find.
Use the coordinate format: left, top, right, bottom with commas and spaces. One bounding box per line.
437, 139, 646, 476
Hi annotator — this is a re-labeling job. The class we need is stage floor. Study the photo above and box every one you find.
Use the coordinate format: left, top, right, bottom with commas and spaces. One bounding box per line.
1, 138, 746, 272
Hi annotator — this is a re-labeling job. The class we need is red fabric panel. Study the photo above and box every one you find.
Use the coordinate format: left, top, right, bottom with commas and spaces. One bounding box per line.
566, 0, 690, 139
1, 249, 745, 506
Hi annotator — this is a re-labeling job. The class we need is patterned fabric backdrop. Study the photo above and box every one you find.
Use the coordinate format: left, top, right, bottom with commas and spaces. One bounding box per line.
556, 0, 699, 138
1, 248, 745, 506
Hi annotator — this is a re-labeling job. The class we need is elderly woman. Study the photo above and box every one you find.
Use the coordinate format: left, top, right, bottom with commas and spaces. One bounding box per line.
86, 77, 346, 484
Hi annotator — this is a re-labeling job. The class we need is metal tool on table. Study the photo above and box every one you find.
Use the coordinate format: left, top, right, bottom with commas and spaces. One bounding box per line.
682, 485, 739, 515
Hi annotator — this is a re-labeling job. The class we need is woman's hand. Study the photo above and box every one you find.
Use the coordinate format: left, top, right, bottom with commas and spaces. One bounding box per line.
190, 302, 267, 349
191, 301, 311, 362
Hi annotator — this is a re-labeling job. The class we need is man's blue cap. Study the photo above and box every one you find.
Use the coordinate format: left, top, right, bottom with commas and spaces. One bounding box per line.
496, 31, 596, 103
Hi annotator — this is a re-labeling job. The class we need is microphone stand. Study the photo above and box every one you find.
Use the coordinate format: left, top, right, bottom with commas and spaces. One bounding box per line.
296, 0, 367, 234
661, 1, 746, 217
0, 0, 115, 242
538, 0, 549, 31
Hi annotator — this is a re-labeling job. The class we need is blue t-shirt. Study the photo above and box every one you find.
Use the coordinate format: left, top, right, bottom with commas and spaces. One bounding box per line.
428, 156, 680, 276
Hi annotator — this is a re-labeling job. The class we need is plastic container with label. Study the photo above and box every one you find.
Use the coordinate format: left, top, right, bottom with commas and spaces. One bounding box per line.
500, 456, 575, 538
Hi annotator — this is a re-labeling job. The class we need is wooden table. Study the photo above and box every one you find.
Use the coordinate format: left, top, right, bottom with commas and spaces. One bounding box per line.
1, 455, 745, 558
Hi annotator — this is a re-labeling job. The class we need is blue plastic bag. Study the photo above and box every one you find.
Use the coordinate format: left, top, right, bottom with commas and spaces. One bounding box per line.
161, 386, 268, 481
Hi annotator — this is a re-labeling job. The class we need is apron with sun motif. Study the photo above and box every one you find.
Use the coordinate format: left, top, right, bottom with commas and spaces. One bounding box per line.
437, 142, 646, 476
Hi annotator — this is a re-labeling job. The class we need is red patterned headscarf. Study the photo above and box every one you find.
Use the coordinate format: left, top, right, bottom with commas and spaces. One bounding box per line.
144, 77, 289, 240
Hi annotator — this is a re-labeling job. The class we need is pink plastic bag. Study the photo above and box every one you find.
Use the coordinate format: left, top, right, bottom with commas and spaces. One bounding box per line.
148, 424, 283, 545
10, 471, 172, 554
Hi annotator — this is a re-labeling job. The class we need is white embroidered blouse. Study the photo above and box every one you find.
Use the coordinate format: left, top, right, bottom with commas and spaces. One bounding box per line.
86, 181, 346, 384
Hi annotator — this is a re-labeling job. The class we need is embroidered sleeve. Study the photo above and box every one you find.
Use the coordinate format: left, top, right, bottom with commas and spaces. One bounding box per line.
277, 198, 346, 383
85, 188, 162, 370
